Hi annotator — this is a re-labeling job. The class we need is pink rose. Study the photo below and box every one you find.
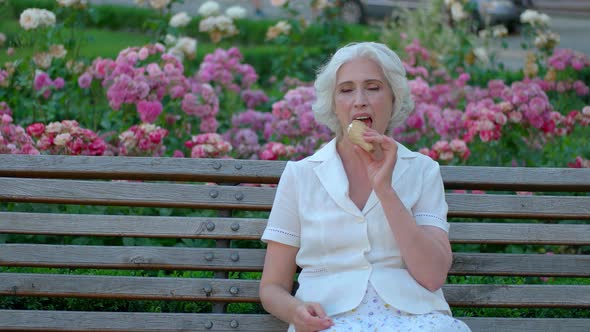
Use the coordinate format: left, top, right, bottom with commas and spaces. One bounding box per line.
26, 123, 46, 137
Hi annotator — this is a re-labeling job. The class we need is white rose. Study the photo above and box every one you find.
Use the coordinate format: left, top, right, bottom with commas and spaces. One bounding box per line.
450, 2, 467, 22
19, 9, 40, 30
214, 15, 234, 30
57, 0, 87, 7
49, 44, 68, 58
225, 6, 246, 19
266, 20, 291, 40
38, 9, 56, 27
198, 1, 220, 17
538, 13, 551, 26
57, 0, 77, 7
164, 34, 177, 45
33, 52, 53, 69
177, 37, 197, 57
170, 36, 197, 60
271, 0, 288, 6
492, 25, 508, 38
140, 123, 157, 133
199, 16, 215, 32
149, 0, 170, 10
520, 9, 538, 25
169, 12, 191, 28
473, 47, 489, 64
119, 131, 137, 148
46, 122, 63, 134
54, 133, 72, 146
478, 29, 490, 39
276, 20, 291, 33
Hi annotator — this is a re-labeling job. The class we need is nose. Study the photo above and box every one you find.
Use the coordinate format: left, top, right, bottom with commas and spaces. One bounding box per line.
353, 90, 367, 109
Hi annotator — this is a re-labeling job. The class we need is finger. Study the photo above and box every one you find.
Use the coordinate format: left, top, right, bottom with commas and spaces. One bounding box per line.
306, 316, 334, 330
308, 302, 329, 319
301, 315, 333, 331
372, 143, 384, 161
362, 132, 389, 145
353, 144, 372, 165
306, 303, 333, 329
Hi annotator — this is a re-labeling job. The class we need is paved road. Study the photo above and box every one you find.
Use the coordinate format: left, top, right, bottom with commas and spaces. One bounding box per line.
95, 1, 590, 70
496, 14, 590, 69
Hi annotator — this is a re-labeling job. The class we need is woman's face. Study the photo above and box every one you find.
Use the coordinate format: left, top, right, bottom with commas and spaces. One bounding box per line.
333, 57, 394, 137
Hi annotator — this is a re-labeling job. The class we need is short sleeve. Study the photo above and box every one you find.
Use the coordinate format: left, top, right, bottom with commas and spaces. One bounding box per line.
261, 161, 301, 247
412, 161, 450, 232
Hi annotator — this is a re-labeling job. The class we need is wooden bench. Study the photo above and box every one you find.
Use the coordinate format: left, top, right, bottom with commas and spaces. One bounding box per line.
0, 154, 589, 331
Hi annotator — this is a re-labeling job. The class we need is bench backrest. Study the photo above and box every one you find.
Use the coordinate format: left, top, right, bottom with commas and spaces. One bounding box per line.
0, 154, 589, 331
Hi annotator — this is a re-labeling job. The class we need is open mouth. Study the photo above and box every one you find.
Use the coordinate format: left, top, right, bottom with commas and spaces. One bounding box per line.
353, 115, 372, 128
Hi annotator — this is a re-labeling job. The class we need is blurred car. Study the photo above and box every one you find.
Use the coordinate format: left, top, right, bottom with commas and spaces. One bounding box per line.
338, 0, 532, 30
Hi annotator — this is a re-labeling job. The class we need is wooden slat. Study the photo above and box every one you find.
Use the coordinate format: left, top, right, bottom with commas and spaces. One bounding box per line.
2, 274, 589, 308
0, 311, 588, 332
1, 274, 261, 302
0, 177, 275, 210
0, 155, 285, 184
2, 155, 590, 191
448, 222, 590, 245
0, 212, 267, 240
460, 317, 590, 332
3, 212, 589, 245
444, 284, 590, 308
441, 166, 590, 191
450, 253, 590, 277
1, 245, 588, 277
0, 245, 266, 271
2, 178, 590, 218
446, 194, 590, 219
0, 310, 288, 332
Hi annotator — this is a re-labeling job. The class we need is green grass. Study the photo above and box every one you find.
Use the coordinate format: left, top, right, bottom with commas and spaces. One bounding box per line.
0, 18, 325, 83
0, 19, 153, 63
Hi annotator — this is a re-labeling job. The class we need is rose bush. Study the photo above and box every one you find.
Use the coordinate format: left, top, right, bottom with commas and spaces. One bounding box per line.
0, 0, 588, 169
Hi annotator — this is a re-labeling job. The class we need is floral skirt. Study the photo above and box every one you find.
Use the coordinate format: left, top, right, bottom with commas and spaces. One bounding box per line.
322, 283, 471, 332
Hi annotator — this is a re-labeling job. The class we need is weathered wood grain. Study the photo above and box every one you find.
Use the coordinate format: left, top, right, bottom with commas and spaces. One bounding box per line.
0, 244, 267, 271
1, 245, 587, 276
2, 274, 588, 308
460, 317, 590, 332
0, 310, 588, 332
2, 155, 590, 191
0, 310, 288, 331
2, 212, 589, 244
444, 284, 590, 307
1, 178, 589, 218
1, 155, 589, 331
0, 212, 268, 240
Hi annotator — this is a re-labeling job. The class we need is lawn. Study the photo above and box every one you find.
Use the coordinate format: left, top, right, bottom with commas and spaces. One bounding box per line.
0, 19, 152, 62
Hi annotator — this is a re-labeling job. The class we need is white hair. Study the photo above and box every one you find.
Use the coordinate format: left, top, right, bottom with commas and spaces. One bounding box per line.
312, 42, 414, 136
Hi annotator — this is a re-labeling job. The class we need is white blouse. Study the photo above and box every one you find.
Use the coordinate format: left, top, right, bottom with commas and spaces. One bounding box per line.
261, 138, 452, 317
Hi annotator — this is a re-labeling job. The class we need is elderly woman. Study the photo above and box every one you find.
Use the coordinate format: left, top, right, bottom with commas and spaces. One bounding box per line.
259, 42, 471, 332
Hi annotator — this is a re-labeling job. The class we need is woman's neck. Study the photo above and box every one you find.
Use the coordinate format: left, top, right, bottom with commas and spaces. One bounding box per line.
336, 135, 372, 210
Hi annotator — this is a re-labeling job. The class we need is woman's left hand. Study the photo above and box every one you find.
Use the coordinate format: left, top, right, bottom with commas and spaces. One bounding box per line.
354, 129, 398, 194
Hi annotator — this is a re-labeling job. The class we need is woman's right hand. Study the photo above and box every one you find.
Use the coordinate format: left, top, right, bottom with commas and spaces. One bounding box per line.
292, 302, 334, 332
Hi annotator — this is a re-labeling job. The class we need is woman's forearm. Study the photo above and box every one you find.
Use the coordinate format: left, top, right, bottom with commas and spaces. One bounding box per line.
376, 187, 453, 291
260, 284, 302, 324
